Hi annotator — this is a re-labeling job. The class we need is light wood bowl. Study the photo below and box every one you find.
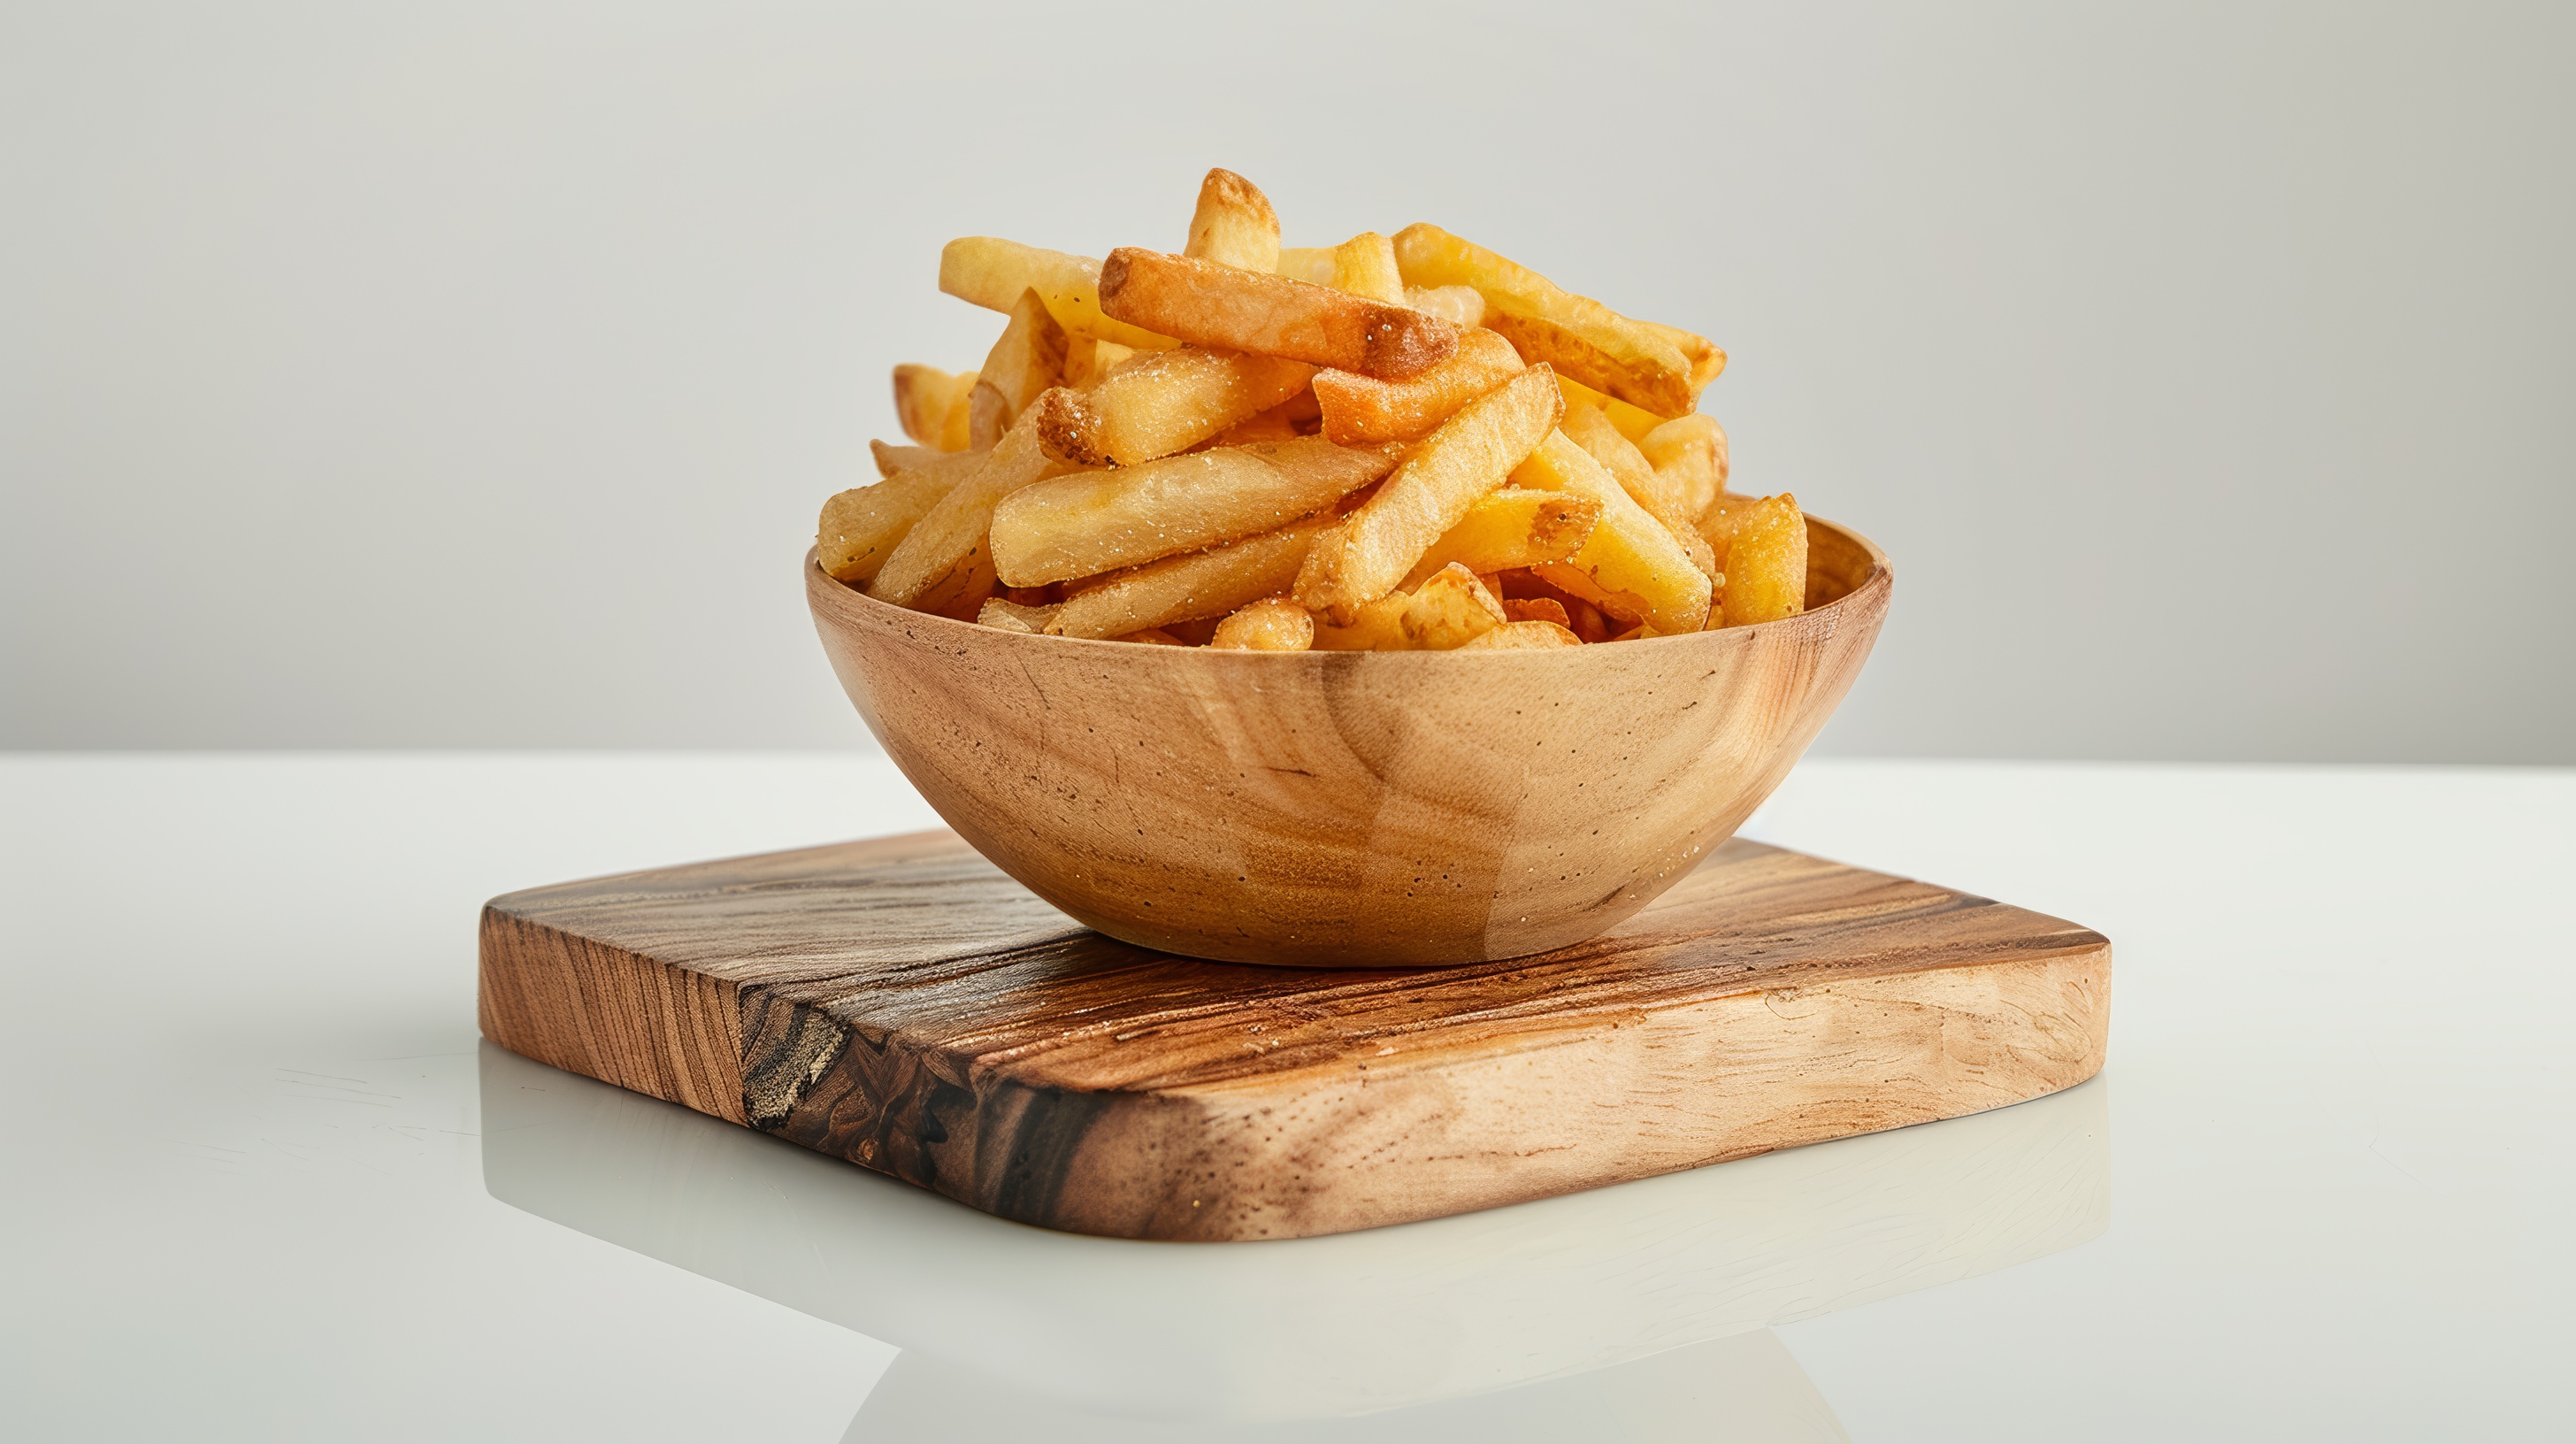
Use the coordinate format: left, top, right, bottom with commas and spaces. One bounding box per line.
807, 517, 1891, 967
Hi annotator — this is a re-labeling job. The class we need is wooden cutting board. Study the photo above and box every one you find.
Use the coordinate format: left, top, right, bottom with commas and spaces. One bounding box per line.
479, 830, 2109, 1241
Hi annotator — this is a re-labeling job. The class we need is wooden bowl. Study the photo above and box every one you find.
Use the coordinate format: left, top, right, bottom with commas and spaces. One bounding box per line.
807, 517, 1891, 967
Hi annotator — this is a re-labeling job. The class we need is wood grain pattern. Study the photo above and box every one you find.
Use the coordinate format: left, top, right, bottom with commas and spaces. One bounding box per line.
806, 513, 1893, 967
479, 831, 2110, 1241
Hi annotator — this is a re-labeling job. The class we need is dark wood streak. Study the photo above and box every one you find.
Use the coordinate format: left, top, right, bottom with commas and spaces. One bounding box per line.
480, 831, 2112, 1240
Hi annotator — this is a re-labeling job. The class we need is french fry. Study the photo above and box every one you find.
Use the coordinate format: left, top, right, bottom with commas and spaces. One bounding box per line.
1061, 334, 1138, 390
1460, 619, 1582, 649
1100, 249, 1460, 380
1206, 386, 1317, 446
1638, 414, 1729, 526
1310, 592, 1411, 651
893, 365, 979, 451
1698, 491, 1753, 571
1509, 429, 1714, 634
1295, 365, 1563, 623
1031, 346, 1315, 465
976, 597, 1059, 634
939, 238, 1177, 351
1392, 223, 1699, 417
992, 435, 1399, 586
1330, 232, 1406, 303
1312, 326, 1525, 446
1398, 564, 1506, 649
1210, 597, 1315, 651
870, 440, 939, 478
1118, 626, 1188, 646
1504, 596, 1572, 629
1553, 372, 1665, 444
1184, 168, 1281, 273
1397, 488, 1600, 588
818, 447, 991, 584
1047, 513, 1334, 641
871, 407, 1066, 616
1562, 396, 1690, 526
1641, 319, 1726, 391
1404, 284, 1485, 327
967, 289, 1070, 448
1717, 493, 1806, 628
1274, 247, 1337, 285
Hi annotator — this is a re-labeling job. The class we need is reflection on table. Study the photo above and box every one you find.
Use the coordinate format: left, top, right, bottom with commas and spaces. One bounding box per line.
479, 1043, 2107, 1430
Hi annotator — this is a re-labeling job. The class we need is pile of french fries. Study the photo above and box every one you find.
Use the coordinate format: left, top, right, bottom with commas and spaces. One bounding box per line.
819, 169, 1808, 650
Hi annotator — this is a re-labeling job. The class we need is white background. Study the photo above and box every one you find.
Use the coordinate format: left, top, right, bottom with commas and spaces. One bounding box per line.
6, 2, 2570, 759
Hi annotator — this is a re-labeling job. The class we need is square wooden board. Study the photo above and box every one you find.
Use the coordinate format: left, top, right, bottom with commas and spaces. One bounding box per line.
479, 831, 2109, 1241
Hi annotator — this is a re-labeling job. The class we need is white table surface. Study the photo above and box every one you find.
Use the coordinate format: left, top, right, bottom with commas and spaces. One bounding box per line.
3, 754, 2568, 1441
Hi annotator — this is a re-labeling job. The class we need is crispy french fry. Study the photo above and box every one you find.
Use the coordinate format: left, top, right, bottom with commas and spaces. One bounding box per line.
1295, 365, 1563, 623
1554, 372, 1665, 444
967, 289, 1070, 448
976, 597, 1059, 634
1562, 395, 1690, 525
993, 435, 1398, 586
1100, 249, 1460, 380
1718, 493, 1806, 628
1509, 429, 1713, 634
1061, 334, 1138, 391
1184, 168, 1281, 273
1310, 591, 1411, 650
1504, 595, 1572, 629
893, 365, 978, 451
1399, 564, 1506, 649
1398, 488, 1600, 588
1698, 491, 1754, 572
818, 447, 991, 584
1206, 386, 1317, 446
1392, 223, 1699, 417
1461, 618, 1582, 649
1404, 284, 1485, 327
871, 408, 1067, 616
1641, 319, 1727, 391
939, 238, 1177, 351
1639, 413, 1729, 526
870, 439, 939, 478
1047, 513, 1335, 641
1313, 326, 1525, 446
1275, 247, 1337, 285
1210, 597, 1315, 651
1330, 232, 1405, 303
1031, 346, 1315, 465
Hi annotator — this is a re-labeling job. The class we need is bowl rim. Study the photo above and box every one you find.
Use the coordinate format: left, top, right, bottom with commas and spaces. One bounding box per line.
809, 510, 1891, 653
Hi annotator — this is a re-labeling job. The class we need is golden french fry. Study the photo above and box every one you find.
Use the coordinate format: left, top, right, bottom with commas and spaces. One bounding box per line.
976, 597, 1059, 634
1330, 232, 1405, 303
1399, 564, 1506, 649
1503, 595, 1572, 629
1398, 488, 1601, 588
1100, 249, 1460, 380
1047, 513, 1334, 641
1313, 326, 1525, 446
1210, 597, 1315, 651
1061, 335, 1137, 390
1206, 386, 1316, 446
1460, 618, 1582, 649
967, 289, 1070, 449
1392, 223, 1698, 417
870, 440, 939, 478
1295, 365, 1563, 623
1309, 591, 1411, 651
893, 365, 978, 451
817, 447, 991, 584
939, 237, 1176, 351
1640, 414, 1728, 525
1718, 493, 1806, 628
1698, 491, 1756, 572
1117, 626, 1188, 646
1031, 346, 1315, 465
1403, 284, 1485, 327
1184, 168, 1281, 273
1562, 395, 1690, 526
1509, 429, 1713, 634
1274, 247, 1337, 285
1641, 319, 1726, 391
870, 408, 1066, 616
1554, 372, 1664, 444
992, 435, 1398, 586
